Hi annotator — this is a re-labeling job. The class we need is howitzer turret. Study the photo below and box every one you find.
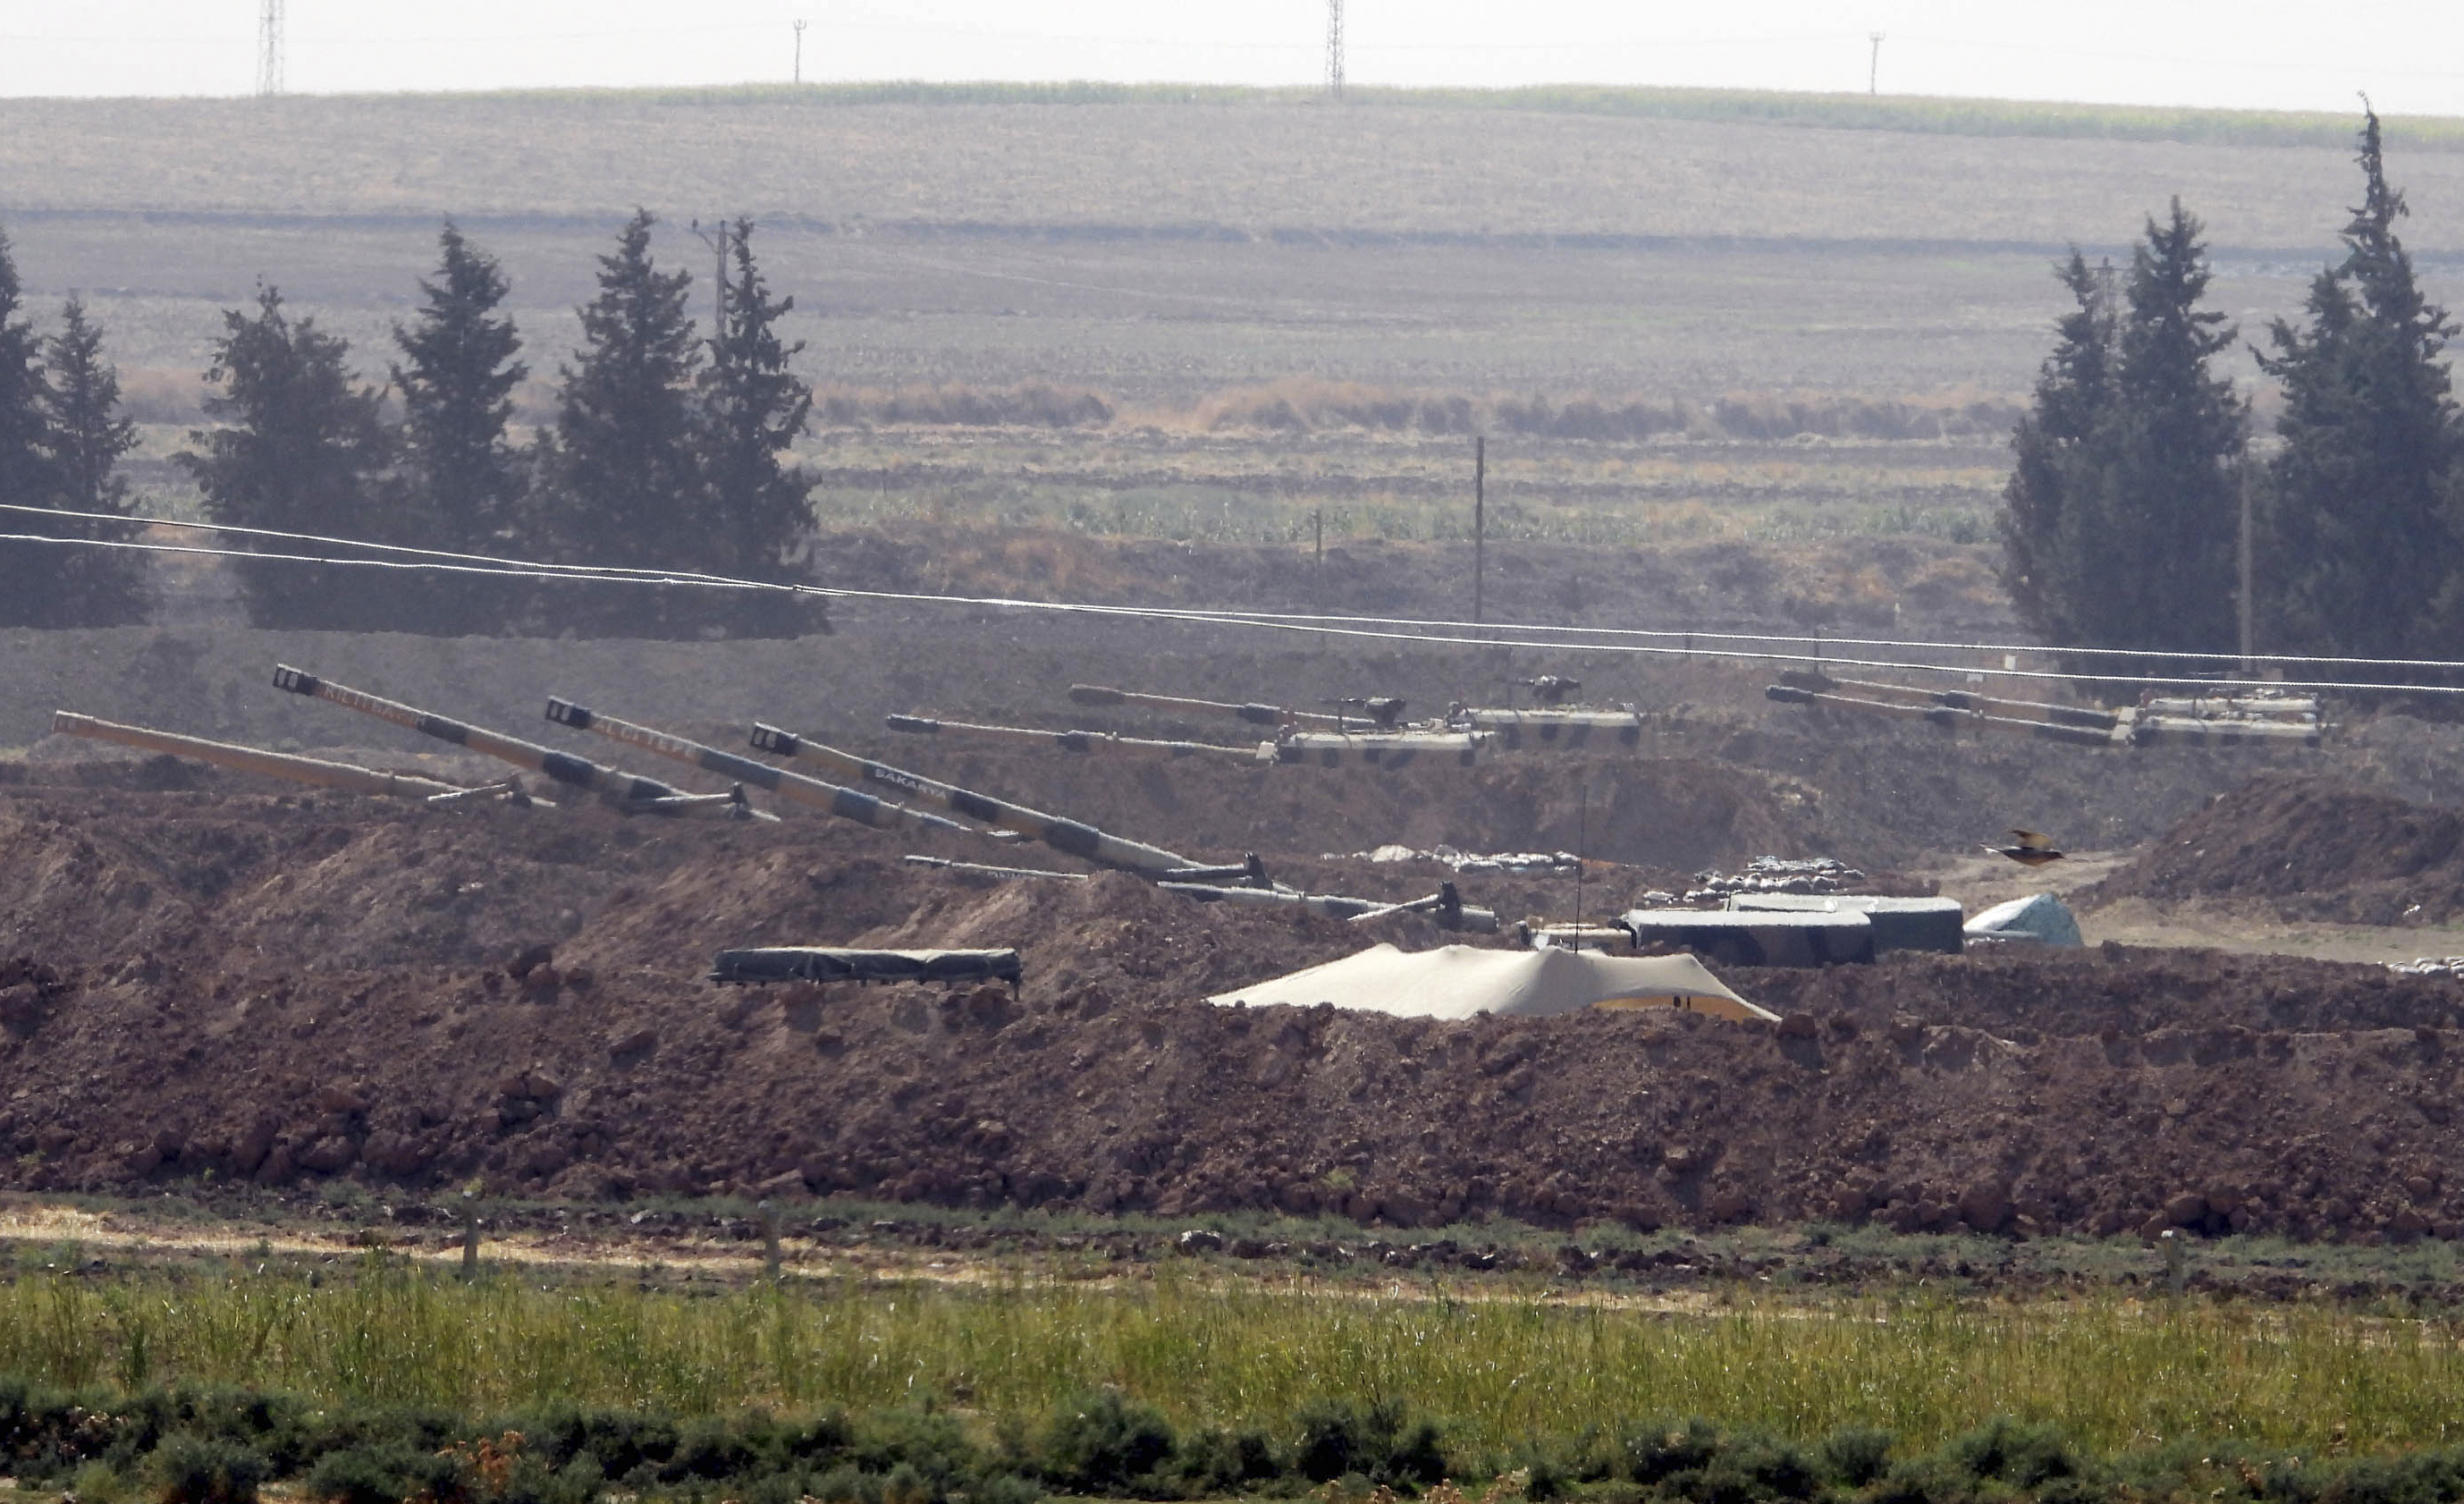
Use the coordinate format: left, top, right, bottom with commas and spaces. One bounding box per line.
544, 698, 971, 835
50, 711, 545, 805
749, 721, 1235, 880
272, 666, 769, 818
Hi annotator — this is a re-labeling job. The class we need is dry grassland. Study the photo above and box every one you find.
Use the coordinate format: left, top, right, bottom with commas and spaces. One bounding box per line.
6, 87, 2460, 540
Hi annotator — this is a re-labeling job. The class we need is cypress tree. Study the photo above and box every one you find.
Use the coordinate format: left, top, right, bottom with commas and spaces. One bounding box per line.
2257, 106, 2464, 660
392, 222, 527, 552
543, 208, 700, 574
0, 229, 60, 626
30, 297, 150, 625
1998, 251, 2114, 651
177, 284, 394, 628
1999, 207, 2246, 673
699, 218, 814, 579
2093, 200, 2245, 665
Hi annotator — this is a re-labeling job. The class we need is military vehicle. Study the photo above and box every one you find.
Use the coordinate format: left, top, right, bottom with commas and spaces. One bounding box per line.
750, 721, 1226, 879
544, 697, 969, 835
711, 947, 1022, 987
271, 666, 768, 818
50, 710, 544, 805
885, 713, 1257, 761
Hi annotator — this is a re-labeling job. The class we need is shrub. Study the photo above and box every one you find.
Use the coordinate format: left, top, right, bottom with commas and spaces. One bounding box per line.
1623, 1420, 1720, 1484
1293, 1398, 1447, 1488
1177, 1425, 1281, 1493
1670, 1438, 1817, 1504
1041, 1390, 1177, 1494
808, 1464, 884, 1504
151, 1433, 270, 1504
1946, 1417, 2075, 1487
1816, 1426, 1894, 1488
302, 1441, 464, 1504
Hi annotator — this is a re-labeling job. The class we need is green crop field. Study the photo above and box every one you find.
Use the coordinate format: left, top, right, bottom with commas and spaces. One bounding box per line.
12, 1251, 2464, 1504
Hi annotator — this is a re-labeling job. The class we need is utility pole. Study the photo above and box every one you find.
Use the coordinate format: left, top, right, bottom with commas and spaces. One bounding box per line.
688, 218, 731, 342
1868, 33, 1884, 96
793, 19, 807, 84
1313, 507, 1326, 649
1326, 0, 1345, 99
2238, 463, 2255, 675
257, 0, 285, 97
1572, 786, 1589, 953
1472, 435, 1486, 624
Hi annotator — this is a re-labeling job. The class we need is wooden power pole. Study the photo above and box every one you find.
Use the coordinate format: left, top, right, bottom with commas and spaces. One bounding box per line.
1472, 435, 1486, 624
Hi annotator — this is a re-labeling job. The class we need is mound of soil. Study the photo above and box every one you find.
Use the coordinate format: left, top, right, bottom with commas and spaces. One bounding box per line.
9, 775, 2464, 1246
2085, 773, 2464, 925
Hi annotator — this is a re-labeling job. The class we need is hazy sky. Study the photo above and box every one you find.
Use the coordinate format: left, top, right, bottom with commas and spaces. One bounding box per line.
4, 1, 2464, 116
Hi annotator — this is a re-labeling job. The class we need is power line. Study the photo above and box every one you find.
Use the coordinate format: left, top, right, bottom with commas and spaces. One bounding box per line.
5, 499, 2463, 672
5, 509, 2464, 699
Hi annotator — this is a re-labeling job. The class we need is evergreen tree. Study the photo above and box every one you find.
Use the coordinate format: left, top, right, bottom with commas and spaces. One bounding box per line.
2258, 107, 2464, 660
543, 208, 700, 572
0, 231, 55, 561
29, 298, 150, 625
177, 284, 394, 628
2000, 206, 2245, 673
392, 222, 527, 551
699, 218, 815, 578
2090, 200, 2246, 664
1998, 251, 2114, 650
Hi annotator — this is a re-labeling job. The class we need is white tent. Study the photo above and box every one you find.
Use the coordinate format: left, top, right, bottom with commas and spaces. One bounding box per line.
1208, 942, 1776, 1023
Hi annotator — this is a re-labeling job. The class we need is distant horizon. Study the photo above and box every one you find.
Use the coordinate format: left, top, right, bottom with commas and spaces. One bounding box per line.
5, 0, 2463, 118
0, 78, 2451, 119
7, 80, 2460, 148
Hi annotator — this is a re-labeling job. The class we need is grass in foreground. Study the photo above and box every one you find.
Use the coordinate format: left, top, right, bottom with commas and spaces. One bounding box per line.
5, 1260, 2464, 1458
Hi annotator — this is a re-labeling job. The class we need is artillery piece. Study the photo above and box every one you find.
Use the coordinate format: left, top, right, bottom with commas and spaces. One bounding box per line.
544, 698, 970, 835
884, 714, 1258, 761
271, 666, 770, 819
751, 720, 1498, 929
50, 711, 546, 806
1162, 878, 1499, 933
750, 721, 1234, 880
1067, 683, 1344, 729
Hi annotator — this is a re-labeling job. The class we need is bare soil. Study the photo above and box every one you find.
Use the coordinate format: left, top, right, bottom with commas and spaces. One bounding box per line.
11, 750, 2464, 1252
2087, 773, 2464, 925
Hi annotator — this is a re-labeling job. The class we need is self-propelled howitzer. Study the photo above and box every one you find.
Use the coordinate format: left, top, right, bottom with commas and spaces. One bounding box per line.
50, 710, 542, 804
544, 697, 970, 836
885, 714, 1258, 761
272, 666, 765, 818
749, 722, 1241, 880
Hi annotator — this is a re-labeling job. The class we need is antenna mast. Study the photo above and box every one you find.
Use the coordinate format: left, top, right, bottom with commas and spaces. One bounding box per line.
257, 0, 286, 97
1325, 0, 1344, 99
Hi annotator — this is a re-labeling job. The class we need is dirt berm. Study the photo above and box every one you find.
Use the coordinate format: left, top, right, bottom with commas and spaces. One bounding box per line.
2087, 772, 2464, 925
8, 773, 2464, 1246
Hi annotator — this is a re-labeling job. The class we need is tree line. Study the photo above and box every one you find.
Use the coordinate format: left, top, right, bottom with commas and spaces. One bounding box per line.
0, 210, 823, 637
2002, 107, 2464, 678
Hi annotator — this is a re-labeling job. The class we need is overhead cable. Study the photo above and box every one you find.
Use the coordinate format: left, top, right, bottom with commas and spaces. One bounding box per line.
9, 514, 2464, 697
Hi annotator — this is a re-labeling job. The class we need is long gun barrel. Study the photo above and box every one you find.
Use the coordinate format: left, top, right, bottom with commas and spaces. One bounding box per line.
271, 665, 751, 815
1067, 683, 1345, 729
1160, 880, 1499, 933
1776, 670, 2121, 731
545, 698, 970, 836
750, 722, 1210, 878
886, 714, 1259, 761
1763, 682, 2118, 748
49, 711, 522, 804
